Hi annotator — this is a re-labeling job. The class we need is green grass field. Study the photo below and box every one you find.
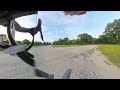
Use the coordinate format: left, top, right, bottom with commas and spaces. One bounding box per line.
98, 44, 120, 68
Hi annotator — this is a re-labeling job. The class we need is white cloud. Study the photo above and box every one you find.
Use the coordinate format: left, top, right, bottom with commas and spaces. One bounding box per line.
15, 14, 38, 28
0, 25, 33, 41
36, 11, 89, 40
38, 11, 87, 26
0, 25, 7, 35
88, 29, 104, 38
64, 27, 84, 39
15, 32, 32, 41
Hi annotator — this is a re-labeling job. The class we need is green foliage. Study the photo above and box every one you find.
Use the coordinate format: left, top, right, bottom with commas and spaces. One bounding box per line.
42, 42, 51, 45
16, 41, 22, 45
22, 39, 30, 45
77, 33, 94, 44
53, 34, 95, 45
34, 41, 42, 46
97, 35, 108, 44
102, 19, 120, 44
22, 39, 51, 46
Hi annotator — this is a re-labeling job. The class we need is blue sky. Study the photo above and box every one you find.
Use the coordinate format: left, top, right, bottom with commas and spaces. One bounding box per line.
1, 11, 120, 42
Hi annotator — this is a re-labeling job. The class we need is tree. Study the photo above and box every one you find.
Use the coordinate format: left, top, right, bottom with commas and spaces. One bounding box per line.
67, 40, 72, 45
22, 39, 30, 45
42, 42, 47, 45
39, 42, 42, 45
48, 42, 51, 45
92, 38, 97, 44
16, 41, 22, 45
103, 19, 120, 44
62, 37, 69, 45
58, 39, 63, 45
46, 42, 51, 45
77, 33, 93, 44
34, 41, 42, 46
97, 35, 108, 44
53, 41, 58, 45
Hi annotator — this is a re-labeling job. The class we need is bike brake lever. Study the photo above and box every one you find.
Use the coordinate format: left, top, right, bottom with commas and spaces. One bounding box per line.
62, 68, 72, 79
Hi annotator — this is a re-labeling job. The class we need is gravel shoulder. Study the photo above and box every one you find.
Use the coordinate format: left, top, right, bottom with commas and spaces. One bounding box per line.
89, 48, 120, 79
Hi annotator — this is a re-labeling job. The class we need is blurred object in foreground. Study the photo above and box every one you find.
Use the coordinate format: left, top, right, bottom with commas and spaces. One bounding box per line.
64, 11, 87, 16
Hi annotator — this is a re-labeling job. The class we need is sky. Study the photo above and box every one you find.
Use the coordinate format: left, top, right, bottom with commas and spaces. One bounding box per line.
1, 11, 120, 42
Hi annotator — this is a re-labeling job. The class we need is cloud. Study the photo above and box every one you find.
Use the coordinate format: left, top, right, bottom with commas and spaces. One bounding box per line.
0, 25, 33, 41
36, 11, 89, 41
38, 11, 87, 26
15, 32, 32, 41
0, 25, 7, 35
64, 26, 84, 39
15, 14, 38, 28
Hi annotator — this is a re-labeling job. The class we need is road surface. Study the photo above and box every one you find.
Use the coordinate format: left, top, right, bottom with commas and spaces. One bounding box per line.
0, 45, 120, 79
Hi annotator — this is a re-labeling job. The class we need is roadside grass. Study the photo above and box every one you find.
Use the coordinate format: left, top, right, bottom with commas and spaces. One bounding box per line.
33, 45, 41, 48
98, 44, 120, 68
52, 44, 91, 47
33, 45, 51, 48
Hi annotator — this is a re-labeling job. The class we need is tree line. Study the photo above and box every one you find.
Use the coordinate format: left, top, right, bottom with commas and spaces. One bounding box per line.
53, 33, 96, 45
0, 35, 51, 46
16, 39, 51, 46
53, 18, 120, 45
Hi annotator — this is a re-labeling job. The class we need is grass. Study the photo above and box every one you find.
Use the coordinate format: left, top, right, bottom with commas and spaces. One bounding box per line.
33, 45, 51, 48
32, 45, 42, 48
98, 44, 120, 68
52, 44, 90, 47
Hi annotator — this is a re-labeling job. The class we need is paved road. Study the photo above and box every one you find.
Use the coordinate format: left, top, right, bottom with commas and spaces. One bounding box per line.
30, 45, 100, 79
0, 45, 101, 79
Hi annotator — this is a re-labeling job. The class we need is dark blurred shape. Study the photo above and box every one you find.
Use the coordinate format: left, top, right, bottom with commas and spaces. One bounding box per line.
62, 68, 72, 79
64, 11, 87, 16
0, 11, 37, 26
34, 68, 54, 79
